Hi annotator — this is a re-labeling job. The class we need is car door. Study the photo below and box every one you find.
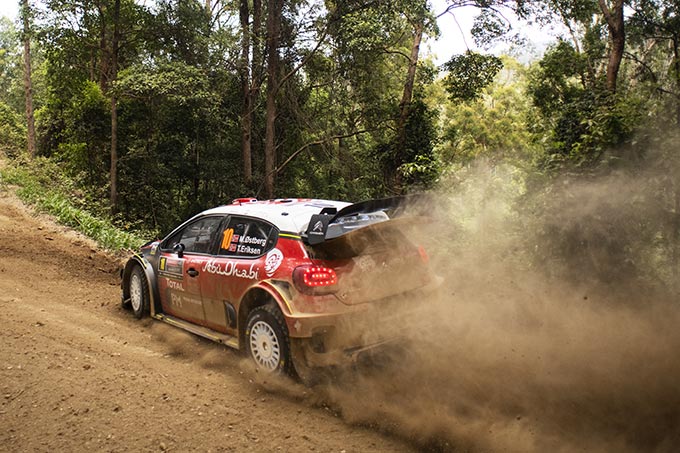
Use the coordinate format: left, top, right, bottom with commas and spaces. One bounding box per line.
200, 216, 279, 334
157, 215, 225, 325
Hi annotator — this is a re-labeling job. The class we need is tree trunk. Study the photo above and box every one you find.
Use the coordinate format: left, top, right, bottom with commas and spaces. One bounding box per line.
110, 96, 118, 211
110, 0, 121, 212
598, 0, 625, 92
673, 35, 680, 126
397, 20, 423, 151
251, 0, 263, 180
252, 0, 263, 87
21, 0, 36, 159
264, 0, 282, 199
98, 2, 109, 92
239, 0, 252, 188
393, 19, 424, 192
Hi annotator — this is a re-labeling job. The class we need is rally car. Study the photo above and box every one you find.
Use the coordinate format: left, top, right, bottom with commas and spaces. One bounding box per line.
121, 197, 438, 379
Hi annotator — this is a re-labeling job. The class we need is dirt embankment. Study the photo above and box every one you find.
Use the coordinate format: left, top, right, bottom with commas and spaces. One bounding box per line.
0, 192, 414, 452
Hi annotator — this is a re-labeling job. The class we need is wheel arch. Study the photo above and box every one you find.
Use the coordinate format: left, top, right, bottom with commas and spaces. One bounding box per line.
121, 255, 159, 316
238, 283, 291, 350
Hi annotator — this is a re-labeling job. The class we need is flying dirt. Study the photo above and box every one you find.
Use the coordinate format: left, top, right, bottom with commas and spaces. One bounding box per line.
313, 157, 680, 452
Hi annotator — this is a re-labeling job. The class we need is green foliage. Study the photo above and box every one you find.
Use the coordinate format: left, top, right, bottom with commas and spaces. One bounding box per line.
0, 101, 27, 156
0, 157, 146, 251
526, 39, 647, 165
471, 9, 511, 48
397, 95, 441, 189
115, 62, 212, 105
436, 56, 538, 167
113, 60, 241, 232
0, 17, 23, 112
442, 51, 503, 103
528, 40, 586, 113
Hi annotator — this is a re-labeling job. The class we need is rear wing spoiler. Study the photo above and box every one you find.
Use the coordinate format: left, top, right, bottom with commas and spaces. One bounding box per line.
303, 195, 426, 245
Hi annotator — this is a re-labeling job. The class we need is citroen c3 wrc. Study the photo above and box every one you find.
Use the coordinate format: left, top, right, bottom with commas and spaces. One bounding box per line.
121, 197, 439, 379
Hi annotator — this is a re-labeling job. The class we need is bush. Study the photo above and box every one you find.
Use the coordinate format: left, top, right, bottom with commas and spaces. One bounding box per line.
0, 156, 147, 251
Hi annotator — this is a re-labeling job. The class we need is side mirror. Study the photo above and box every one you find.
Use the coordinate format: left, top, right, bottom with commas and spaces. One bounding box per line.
173, 243, 185, 258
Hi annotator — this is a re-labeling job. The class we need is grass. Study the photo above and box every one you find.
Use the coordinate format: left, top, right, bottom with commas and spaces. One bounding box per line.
0, 156, 146, 252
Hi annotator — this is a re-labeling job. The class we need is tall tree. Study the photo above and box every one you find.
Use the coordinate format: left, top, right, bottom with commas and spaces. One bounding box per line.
263, 0, 282, 198
20, 0, 36, 158
396, 15, 424, 170
109, 0, 121, 211
239, 0, 252, 188
598, 0, 625, 92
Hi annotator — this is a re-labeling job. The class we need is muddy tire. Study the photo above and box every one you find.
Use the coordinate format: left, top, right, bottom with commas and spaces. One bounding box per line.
245, 305, 292, 375
128, 265, 150, 319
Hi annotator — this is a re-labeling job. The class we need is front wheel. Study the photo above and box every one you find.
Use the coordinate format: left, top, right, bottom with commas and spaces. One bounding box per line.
245, 305, 291, 375
128, 265, 149, 319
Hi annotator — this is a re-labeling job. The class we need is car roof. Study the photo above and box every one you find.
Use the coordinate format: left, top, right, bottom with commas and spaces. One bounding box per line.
199, 198, 351, 234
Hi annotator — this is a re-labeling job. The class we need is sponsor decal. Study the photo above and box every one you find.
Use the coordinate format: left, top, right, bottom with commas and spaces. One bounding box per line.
150, 243, 159, 256
221, 228, 267, 255
264, 248, 283, 277
240, 235, 267, 247
306, 214, 331, 245
221, 228, 234, 250
237, 244, 261, 255
202, 259, 260, 280
169, 293, 201, 309
167, 280, 184, 291
159, 256, 183, 279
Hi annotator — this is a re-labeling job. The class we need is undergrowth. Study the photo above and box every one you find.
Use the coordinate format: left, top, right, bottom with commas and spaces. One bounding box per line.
0, 155, 146, 251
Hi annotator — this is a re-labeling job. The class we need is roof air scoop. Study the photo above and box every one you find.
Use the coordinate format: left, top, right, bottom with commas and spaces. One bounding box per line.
231, 198, 258, 205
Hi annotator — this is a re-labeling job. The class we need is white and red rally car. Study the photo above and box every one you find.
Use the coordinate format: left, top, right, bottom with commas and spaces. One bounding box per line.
121, 197, 438, 378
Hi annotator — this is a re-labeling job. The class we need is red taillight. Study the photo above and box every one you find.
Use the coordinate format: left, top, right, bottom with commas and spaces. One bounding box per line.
293, 265, 338, 294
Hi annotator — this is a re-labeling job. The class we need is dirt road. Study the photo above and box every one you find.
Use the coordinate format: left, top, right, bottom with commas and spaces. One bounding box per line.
0, 192, 415, 452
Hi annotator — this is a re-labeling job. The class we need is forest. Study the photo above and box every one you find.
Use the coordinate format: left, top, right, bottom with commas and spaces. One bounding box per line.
0, 0, 679, 293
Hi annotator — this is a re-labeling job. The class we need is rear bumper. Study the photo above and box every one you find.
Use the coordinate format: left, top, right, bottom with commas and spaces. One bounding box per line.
287, 278, 442, 368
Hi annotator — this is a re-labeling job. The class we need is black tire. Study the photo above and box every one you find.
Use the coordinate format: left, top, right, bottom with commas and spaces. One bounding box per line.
128, 265, 150, 319
245, 305, 292, 375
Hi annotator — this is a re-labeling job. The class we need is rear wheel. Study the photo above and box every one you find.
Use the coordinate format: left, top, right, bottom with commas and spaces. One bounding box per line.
128, 265, 149, 319
245, 305, 291, 375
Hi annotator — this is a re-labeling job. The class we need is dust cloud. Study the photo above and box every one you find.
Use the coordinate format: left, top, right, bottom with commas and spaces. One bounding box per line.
315, 153, 680, 451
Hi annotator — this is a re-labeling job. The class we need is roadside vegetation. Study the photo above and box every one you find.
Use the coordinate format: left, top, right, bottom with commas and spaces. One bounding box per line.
0, 155, 146, 251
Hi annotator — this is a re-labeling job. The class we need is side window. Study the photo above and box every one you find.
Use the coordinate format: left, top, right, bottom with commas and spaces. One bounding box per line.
217, 216, 278, 258
163, 216, 224, 254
